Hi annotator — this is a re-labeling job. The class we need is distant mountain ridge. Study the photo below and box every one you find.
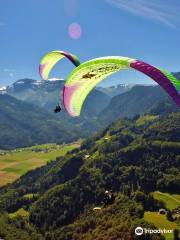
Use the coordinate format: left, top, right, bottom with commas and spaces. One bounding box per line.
172, 71, 180, 80
99, 85, 179, 125
2, 78, 111, 117
1, 71, 179, 116
97, 84, 133, 97
0, 75, 179, 149
0, 71, 179, 95
9, 78, 65, 92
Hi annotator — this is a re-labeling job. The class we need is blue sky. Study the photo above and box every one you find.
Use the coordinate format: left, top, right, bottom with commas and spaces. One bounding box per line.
0, 0, 180, 86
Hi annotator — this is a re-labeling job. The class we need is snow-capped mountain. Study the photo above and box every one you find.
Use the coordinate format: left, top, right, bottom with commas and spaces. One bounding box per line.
8, 78, 65, 92
0, 86, 7, 95
2, 78, 111, 117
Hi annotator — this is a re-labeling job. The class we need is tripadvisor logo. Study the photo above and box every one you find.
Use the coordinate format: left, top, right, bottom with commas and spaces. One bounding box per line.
135, 227, 173, 236
135, 227, 143, 236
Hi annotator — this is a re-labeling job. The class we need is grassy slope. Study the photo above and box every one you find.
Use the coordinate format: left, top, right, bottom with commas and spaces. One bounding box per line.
153, 191, 180, 210
136, 115, 158, 126
144, 212, 179, 240
145, 192, 180, 239
9, 208, 30, 219
0, 142, 80, 186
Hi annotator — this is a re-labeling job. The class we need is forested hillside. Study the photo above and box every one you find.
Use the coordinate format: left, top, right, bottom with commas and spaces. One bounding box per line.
0, 107, 179, 239
99, 85, 179, 125
5, 78, 111, 117
0, 95, 98, 149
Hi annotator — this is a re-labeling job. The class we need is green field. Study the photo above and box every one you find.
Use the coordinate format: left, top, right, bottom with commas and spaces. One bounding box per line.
144, 212, 179, 240
153, 191, 180, 210
0, 142, 81, 186
9, 208, 30, 219
136, 115, 158, 126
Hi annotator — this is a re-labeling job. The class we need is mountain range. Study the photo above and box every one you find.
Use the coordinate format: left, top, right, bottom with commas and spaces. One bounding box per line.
1, 79, 111, 117
97, 84, 133, 97
0, 73, 179, 149
0, 79, 111, 149
99, 85, 179, 125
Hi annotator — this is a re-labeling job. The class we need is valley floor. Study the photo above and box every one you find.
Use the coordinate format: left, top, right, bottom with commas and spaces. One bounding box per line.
0, 141, 81, 186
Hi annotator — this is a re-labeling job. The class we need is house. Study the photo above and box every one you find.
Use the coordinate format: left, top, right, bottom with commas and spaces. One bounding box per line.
159, 209, 167, 215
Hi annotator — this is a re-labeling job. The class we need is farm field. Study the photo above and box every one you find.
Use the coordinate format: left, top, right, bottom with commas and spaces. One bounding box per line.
0, 141, 81, 186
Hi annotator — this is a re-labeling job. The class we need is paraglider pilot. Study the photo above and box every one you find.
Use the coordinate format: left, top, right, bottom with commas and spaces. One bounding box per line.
103, 190, 115, 206
54, 103, 61, 113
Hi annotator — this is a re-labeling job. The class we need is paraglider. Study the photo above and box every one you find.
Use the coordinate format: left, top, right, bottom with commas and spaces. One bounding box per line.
39, 50, 81, 80
39, 51, 180, 116
39, 50, 80, 113
54, 103, 61, 113
63, 56, 180, 117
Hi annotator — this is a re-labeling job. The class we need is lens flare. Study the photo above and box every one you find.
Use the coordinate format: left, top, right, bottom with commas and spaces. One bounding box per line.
68, 22, 82, 40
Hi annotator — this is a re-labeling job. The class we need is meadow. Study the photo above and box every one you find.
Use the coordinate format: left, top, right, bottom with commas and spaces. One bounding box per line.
0, 142, 80, 186
153, 191, 180, 210
144, 191, 180, 240
144, 212, 179, 240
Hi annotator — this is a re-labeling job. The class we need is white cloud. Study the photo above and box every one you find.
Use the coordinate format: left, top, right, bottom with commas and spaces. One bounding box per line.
106, 0, 180, 27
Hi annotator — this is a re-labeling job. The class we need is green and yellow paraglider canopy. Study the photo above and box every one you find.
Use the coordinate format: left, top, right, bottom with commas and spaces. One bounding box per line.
39, 50, 80, 80
63, 56, 180, 116
39, 51, 180, 117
